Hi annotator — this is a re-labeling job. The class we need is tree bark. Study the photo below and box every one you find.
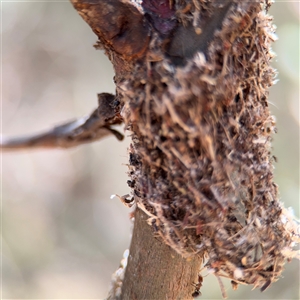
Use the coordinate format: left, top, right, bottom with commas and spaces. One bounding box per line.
121, 208, 202, 300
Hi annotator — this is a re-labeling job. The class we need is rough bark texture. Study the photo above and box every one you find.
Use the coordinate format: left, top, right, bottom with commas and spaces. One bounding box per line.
121, 208, 202, 300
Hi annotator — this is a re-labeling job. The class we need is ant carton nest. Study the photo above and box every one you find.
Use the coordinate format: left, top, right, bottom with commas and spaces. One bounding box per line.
118, 0, 299, 292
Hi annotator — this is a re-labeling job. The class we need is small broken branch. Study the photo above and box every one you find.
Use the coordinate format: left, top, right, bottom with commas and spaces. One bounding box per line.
1, 93, 124, 150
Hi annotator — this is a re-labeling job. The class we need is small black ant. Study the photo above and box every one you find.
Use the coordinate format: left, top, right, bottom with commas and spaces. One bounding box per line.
192, 274, 203, 298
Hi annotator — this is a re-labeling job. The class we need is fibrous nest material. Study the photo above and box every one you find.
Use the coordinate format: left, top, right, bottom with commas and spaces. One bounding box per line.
116, 0, 299, 291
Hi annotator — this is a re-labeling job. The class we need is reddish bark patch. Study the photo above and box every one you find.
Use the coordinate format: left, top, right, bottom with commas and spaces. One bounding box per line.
142, 0, 177, 35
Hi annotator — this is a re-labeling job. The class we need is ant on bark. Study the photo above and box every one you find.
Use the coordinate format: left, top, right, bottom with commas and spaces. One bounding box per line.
192, 274, 203, 298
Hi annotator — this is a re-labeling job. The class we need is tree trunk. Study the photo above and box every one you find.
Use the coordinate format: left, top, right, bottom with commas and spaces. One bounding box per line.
121, 208, 202, 300
54, 0, 300, 298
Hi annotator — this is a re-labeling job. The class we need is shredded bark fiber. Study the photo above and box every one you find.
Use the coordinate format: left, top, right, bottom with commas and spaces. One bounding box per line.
114, 0, 300, 291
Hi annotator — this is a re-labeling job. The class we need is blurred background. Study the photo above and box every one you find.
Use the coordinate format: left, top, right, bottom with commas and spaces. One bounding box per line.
1, 1, 299, 299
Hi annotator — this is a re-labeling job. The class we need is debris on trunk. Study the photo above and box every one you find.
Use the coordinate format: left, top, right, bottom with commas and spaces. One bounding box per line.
114, 0, 300, 291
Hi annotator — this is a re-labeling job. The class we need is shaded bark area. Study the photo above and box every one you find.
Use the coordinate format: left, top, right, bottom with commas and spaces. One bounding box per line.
121, 208, 202, 300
